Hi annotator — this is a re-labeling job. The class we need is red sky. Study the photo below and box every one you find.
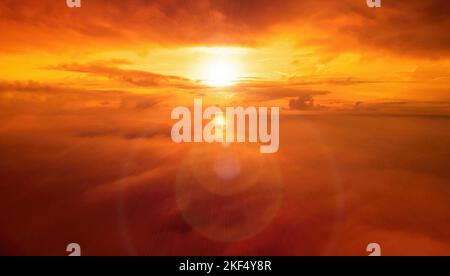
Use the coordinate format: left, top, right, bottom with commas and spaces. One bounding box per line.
0, 0, 449, 255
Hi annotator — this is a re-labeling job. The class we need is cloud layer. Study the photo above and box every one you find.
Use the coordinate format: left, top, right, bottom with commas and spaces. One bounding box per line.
1, 0, 449, 58
0, 84, 449, 255
0, 0, 449, 256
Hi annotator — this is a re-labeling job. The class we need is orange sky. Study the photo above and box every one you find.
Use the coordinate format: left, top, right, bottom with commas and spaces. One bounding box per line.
1, 0, 449, 112
0, 0, 449, 256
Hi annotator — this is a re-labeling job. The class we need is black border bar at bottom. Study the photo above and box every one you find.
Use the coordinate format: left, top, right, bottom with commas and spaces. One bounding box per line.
0, 256, 445, 274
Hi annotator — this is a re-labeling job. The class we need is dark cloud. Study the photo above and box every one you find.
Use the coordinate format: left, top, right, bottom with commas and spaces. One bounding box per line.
0, 80, 84, 93
0, 0, 449, 57
229, 81, 329, 102
289, 95, 316, 110
49, 62, 204, 89
288, 76, 407, 86
352, 100, 450, 116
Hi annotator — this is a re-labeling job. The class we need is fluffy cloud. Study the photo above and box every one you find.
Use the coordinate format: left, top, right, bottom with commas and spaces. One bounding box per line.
289, 95, 316, 110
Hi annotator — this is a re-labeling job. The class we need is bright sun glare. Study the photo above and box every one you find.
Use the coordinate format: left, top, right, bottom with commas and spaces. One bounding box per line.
213, 113, 227, 140
214, 114, 226, 127
202, 59, 238, 87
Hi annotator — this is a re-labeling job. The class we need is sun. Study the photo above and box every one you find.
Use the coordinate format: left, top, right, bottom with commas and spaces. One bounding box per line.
202, 59, 239, 87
